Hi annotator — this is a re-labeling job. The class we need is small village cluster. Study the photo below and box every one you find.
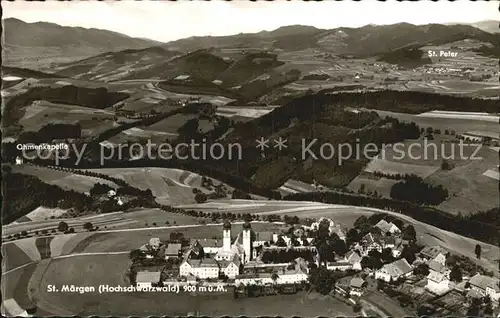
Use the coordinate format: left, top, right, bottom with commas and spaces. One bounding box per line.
133, 216, 500, 308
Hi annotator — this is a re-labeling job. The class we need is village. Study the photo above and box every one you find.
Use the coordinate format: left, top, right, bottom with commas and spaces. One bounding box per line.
128, 213, 500, 317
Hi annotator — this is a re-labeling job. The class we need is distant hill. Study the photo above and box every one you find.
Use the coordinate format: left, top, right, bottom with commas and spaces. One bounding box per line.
2, 18, 162, 69
162, 23, 499, 56
447, 20, 499, 34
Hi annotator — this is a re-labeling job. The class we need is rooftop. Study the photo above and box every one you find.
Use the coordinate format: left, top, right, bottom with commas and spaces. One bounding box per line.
420, 246, 445, 259
380, 258, 412, 278
186, 258, 220, 268
469, 274, 500, 292
427, 271, 447, 283
428, 260, 446, 273
350, 277, 365, 289
136, 271, 161, 283
165, 243, 182, 255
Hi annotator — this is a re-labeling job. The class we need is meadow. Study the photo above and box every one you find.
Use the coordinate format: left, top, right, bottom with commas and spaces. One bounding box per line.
11, 165, 118, 193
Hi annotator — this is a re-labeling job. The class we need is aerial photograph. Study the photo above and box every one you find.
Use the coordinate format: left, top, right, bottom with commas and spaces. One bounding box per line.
1, 0, 499, 317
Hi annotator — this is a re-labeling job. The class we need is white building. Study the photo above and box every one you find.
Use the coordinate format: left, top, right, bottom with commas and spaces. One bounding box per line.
219, 255, 241, 279
136, 271, 161, 290
107, 189, 117, 198
375, 258, 413, 283
426, 271, 450, 295
15, 156, 23, 165
235, 260, 308, 286
235, 273, 274, 286
242, 224, 252, 264
180, 258, 220, 279
327, 261, 353, 271
468, 274, 500, 303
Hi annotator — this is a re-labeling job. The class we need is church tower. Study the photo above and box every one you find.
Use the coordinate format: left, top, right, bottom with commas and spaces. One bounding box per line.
242, 221, 252, 263
222, 220, 231, 252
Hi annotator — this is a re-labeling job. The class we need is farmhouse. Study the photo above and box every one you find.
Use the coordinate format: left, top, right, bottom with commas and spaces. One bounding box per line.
468, 274, 500, 303
374, 220, 401, 235
350, 277, 366, 296
344, 250, 363, 271
164, 243, 182, 260
375, 258, 413, 282
426, 270, 450, 295
359, 233, 383, 256
420, 246, 447, 265
136, 271, 161, 290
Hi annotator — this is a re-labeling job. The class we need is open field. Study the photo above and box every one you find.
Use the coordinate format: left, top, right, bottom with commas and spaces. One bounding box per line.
429, 162, 500, 216
18, 101, 115, 136
417, 110, 500, 122
364, 158, 439, 178
4, 213, 136, 237
145, 113, 197, 134
216, 106, 277, 119
4, 208, 212, 238
84, 167, 230, 205
379, 136, 491, 167
11, 165, 118, 193
1, 263, 39, 316
278, 179, 318, 195
22, 207, 68, 223
347, 174, 399, 198
358, 139, 499, 215
368, 109, 500, 136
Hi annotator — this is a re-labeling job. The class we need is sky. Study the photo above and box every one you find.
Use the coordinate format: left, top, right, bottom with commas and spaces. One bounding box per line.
3, 0, 499, 43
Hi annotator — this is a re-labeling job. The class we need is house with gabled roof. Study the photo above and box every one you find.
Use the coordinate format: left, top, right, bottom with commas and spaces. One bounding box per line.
375, 258, 413, 283
426, 270, 450, 295
350, 277, 366, 296
375, 220, 401, 235
360, 232, 383, 256
345, 250, 362, 270
136, 271, 161, 290
468, 273, 500, 303
420, 246, 447, 266
165, 243, 182, 260
180, 257, 220, 279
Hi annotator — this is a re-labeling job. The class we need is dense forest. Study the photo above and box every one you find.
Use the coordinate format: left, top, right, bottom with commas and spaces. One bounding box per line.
390, 175, 449, 205
1, 169, 93, 223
